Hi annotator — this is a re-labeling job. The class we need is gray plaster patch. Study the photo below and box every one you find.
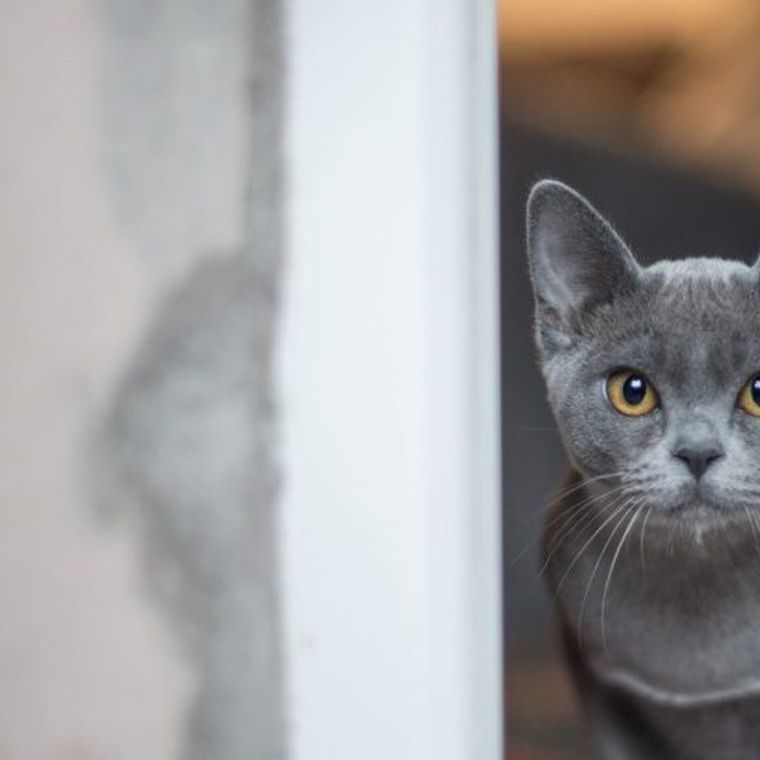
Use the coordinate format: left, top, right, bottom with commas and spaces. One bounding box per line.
99, 0, 251, 281
96, 0, 287, 757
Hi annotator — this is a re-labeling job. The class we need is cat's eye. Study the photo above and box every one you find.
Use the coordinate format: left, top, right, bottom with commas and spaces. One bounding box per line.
737, 374, 760, 416
606, 370, 659, 417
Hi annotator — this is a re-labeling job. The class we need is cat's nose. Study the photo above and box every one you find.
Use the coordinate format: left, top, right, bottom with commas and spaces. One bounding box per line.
672, 442, 724, 479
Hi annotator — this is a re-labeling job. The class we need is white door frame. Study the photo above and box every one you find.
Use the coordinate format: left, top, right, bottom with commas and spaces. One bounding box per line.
280, 2, 502, 757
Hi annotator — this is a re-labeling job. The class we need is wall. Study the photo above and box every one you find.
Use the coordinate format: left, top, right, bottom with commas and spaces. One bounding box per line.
0, 1, 501, 757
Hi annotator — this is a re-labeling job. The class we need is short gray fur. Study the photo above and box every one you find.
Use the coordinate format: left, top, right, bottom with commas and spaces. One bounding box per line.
527, 179, 760, 758
97, 0, 286, 758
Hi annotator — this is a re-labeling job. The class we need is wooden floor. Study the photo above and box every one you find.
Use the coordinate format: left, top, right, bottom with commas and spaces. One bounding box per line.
508, 659, 586, 759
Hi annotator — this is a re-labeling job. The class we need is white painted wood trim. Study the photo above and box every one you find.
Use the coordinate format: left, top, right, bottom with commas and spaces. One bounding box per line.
280, 1, 502, 757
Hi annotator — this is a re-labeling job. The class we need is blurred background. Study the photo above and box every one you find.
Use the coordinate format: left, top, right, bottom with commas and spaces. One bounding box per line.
499, 0, 760, 757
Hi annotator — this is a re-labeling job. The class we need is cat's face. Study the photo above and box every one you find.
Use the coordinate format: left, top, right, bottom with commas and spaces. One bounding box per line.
527, 180, 760, 522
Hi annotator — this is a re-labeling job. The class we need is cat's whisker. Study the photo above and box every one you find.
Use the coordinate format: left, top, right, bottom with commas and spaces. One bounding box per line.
667, 520, 677, 557
750, 513, 760, 554
544, 481, 629, 532
509, 492, 613, 568
577, 498, 638, 653
639, 506, 653, 577
538, 490, 631, 579
527, 471, 627, 522
552, 498, 636, 597
537, 498, 617, 579
509, 482, 628, 570
509, 491, 609, 568
745, 507, 760, 553
744, 505, 756, 539
543, 489, 632, 566
601, 501, 646, 653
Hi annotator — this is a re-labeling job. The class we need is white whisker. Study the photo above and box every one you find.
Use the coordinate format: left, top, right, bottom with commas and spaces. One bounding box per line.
527, 470, 627, 522
639, 506, 653, 577
539, 490, 630, 579
553, 498, 635, 597
601, 503, 645, 652
510, 481, 627, 570
577, 499, 637, 651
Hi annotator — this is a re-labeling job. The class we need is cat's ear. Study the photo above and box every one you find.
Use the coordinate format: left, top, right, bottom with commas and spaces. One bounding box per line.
526, 179, 640, 353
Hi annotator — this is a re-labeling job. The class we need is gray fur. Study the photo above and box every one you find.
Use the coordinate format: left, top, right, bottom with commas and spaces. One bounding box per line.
96, 0, 286, 757
528, 180, 760, 758
102, 258, 284, 760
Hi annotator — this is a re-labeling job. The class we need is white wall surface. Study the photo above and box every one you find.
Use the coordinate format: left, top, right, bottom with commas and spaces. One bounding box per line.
281, 2, 502, 758
0, 2, 193, 757
0, 1, 257, 757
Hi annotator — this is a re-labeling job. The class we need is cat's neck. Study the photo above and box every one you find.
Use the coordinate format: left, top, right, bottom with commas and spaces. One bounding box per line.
545, 472, 760, 706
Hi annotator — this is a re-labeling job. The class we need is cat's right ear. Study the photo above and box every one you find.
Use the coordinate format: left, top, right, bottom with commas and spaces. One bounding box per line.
526, 179, 640, 355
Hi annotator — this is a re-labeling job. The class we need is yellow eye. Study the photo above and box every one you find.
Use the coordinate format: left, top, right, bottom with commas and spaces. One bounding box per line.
606, 370, 659, 417
738, 375, 760, 416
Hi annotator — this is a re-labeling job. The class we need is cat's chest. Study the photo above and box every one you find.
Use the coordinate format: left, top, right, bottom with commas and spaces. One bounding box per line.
547, 513, 760, 706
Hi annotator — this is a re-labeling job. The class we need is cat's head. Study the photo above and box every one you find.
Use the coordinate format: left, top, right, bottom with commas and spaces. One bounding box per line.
527, 179, 760, 524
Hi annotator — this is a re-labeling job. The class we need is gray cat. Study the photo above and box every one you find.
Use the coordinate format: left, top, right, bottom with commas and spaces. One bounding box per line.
527, 179, 760, 759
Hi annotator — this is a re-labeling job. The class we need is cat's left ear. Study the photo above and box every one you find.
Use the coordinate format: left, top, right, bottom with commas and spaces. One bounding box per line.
527, 180, 640, 352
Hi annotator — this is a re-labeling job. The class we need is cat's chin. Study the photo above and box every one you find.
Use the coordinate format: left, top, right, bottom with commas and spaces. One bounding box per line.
662, 497, 729, 519
652, 492, 757, 532
649, 482, 739, 523
641, 494, 758, 549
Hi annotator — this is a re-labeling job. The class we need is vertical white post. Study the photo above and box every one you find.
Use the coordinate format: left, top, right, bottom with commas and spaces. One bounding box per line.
281, 1, 501, 758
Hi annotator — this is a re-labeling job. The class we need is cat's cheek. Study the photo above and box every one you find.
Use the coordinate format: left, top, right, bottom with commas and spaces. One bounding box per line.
592, 417, 662, 476
733, 409, 760, 441
556, 402, 601, 470
565, 417, 620, 476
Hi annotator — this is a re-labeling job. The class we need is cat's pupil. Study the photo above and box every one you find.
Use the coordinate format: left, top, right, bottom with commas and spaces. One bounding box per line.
752, 377, 760, 406
623, 375, 646, 406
